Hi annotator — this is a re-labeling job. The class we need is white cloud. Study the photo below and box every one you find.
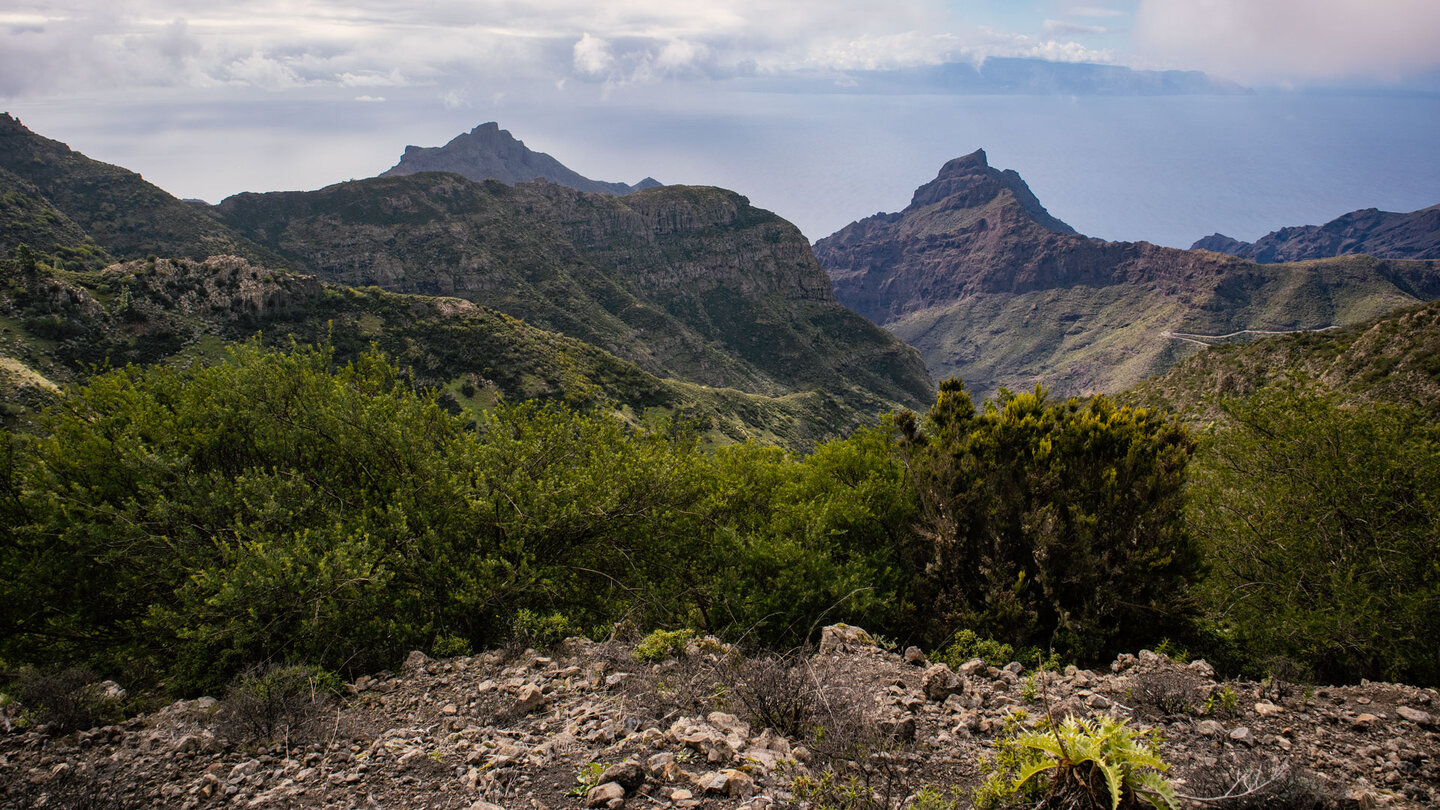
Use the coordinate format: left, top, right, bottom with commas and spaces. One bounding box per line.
353, 94, 385, 102
572, 32, 614, 76
1135, 0, 1440, 82
1042, 19, 1109, 37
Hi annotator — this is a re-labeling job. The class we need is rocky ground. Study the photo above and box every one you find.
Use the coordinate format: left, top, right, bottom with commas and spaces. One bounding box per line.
2, 625, 1437, 809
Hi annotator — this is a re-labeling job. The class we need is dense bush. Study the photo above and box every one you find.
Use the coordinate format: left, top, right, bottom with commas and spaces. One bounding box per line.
1189, 386, 1440, 685
897, 380, 1200, 661
0, 342, 922, 691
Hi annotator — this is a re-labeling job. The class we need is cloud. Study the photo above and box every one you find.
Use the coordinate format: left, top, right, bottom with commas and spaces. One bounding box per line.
1042, 20, 1110, 37
1068, 5, 1126, 18
572, 33, 614, 76
1135, 0, 1440, 82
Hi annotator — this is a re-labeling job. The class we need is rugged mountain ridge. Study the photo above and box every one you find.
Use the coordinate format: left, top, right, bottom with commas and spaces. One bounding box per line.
815, 150, 1440, 399
215, 173, 933, 412
0, 116, 932, 447
0, 114, 280, 267
1193, 203, 1440, 262
380, 122, 661, 195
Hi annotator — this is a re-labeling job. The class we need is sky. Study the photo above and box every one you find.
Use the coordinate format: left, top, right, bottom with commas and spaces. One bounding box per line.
2, 1, 1439, 245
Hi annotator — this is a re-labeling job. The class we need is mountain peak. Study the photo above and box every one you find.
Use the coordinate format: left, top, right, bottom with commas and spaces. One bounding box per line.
907, 149, 1074, 235
938, 149, 989, 176
380, 122, 659, 196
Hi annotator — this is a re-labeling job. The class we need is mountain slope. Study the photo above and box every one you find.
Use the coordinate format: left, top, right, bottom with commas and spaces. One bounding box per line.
0, 113, 281, 266
381, 122, 660, 195
1122, 298, 1440, 420
1192, 203, 1440, 262
815, 150, 1440, 399
215, 172, 933, 413
0, 254, 873, 448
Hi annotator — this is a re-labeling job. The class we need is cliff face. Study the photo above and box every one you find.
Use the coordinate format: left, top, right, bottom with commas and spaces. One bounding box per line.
1192, 203, 1440, 263
216, 174, 934, 411
815, 151, 1440, 399
380, 122, 661, 195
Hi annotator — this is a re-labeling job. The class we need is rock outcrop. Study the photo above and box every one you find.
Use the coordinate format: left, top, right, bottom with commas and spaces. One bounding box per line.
380, 122, 661, 195
4, 626, 1437, 809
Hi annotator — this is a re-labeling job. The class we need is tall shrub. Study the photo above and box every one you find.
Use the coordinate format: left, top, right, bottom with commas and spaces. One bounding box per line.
1190, 386, 1440, 685
898, 380, 1199, 660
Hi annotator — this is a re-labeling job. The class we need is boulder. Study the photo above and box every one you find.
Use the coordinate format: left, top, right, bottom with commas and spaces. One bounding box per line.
923, 664, 963, 701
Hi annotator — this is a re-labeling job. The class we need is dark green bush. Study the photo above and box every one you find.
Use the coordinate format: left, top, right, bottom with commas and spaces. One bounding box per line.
898, 380, 1200, 661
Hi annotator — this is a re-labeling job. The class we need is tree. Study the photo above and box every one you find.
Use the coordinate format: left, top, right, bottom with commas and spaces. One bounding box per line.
898, 380, 1199, 661
1190, 386, 1440, 685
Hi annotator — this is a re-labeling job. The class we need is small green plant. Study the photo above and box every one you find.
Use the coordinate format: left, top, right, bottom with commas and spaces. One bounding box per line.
911, 785, 968, 810
791, 768, 880, 810
933, 629, 1015, 670
568, 762, 606, 797
632, 628, 696, 663
1152, 639, 1190, 664
510, 609, 580, 650
1021, 673, 1039, 702
1205, 683, 1240, 717
976, 713, 1177, 810
430, 633, 472, 658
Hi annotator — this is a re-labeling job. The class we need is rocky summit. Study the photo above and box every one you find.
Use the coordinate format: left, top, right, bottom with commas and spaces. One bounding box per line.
380, 122, 661, 196
4, 626, 1437, 809
815, 150, 1440, 400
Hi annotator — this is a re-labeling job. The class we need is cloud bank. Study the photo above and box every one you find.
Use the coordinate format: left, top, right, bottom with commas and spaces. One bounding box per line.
0, 0, 1120, 99
1135, 0, 1440, 82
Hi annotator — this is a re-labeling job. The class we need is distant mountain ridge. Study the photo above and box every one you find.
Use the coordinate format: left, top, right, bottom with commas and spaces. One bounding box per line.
815, 150, 1440, 399
1192, 203, 1440, 262
752, 57, 1248, 96
380, 122, 661, 195
0, 115, 931, 448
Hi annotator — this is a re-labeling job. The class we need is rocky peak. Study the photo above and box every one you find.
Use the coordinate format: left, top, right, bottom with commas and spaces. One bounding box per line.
907, 148, 1075, 235
380, 122, 660, 196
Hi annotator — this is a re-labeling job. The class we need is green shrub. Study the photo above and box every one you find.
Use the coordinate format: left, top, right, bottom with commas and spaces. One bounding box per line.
898, 381, 1199, 661
976, 713, 1177, 810
933, 629, 1016, 669
633, 628, 697, 662
510, 609, 582, 650
430, 633, 472, 658
1190, 386, 1440, 684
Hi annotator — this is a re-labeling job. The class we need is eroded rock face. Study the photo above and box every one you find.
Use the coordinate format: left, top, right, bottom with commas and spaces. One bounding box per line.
4, 625, 1438, 809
